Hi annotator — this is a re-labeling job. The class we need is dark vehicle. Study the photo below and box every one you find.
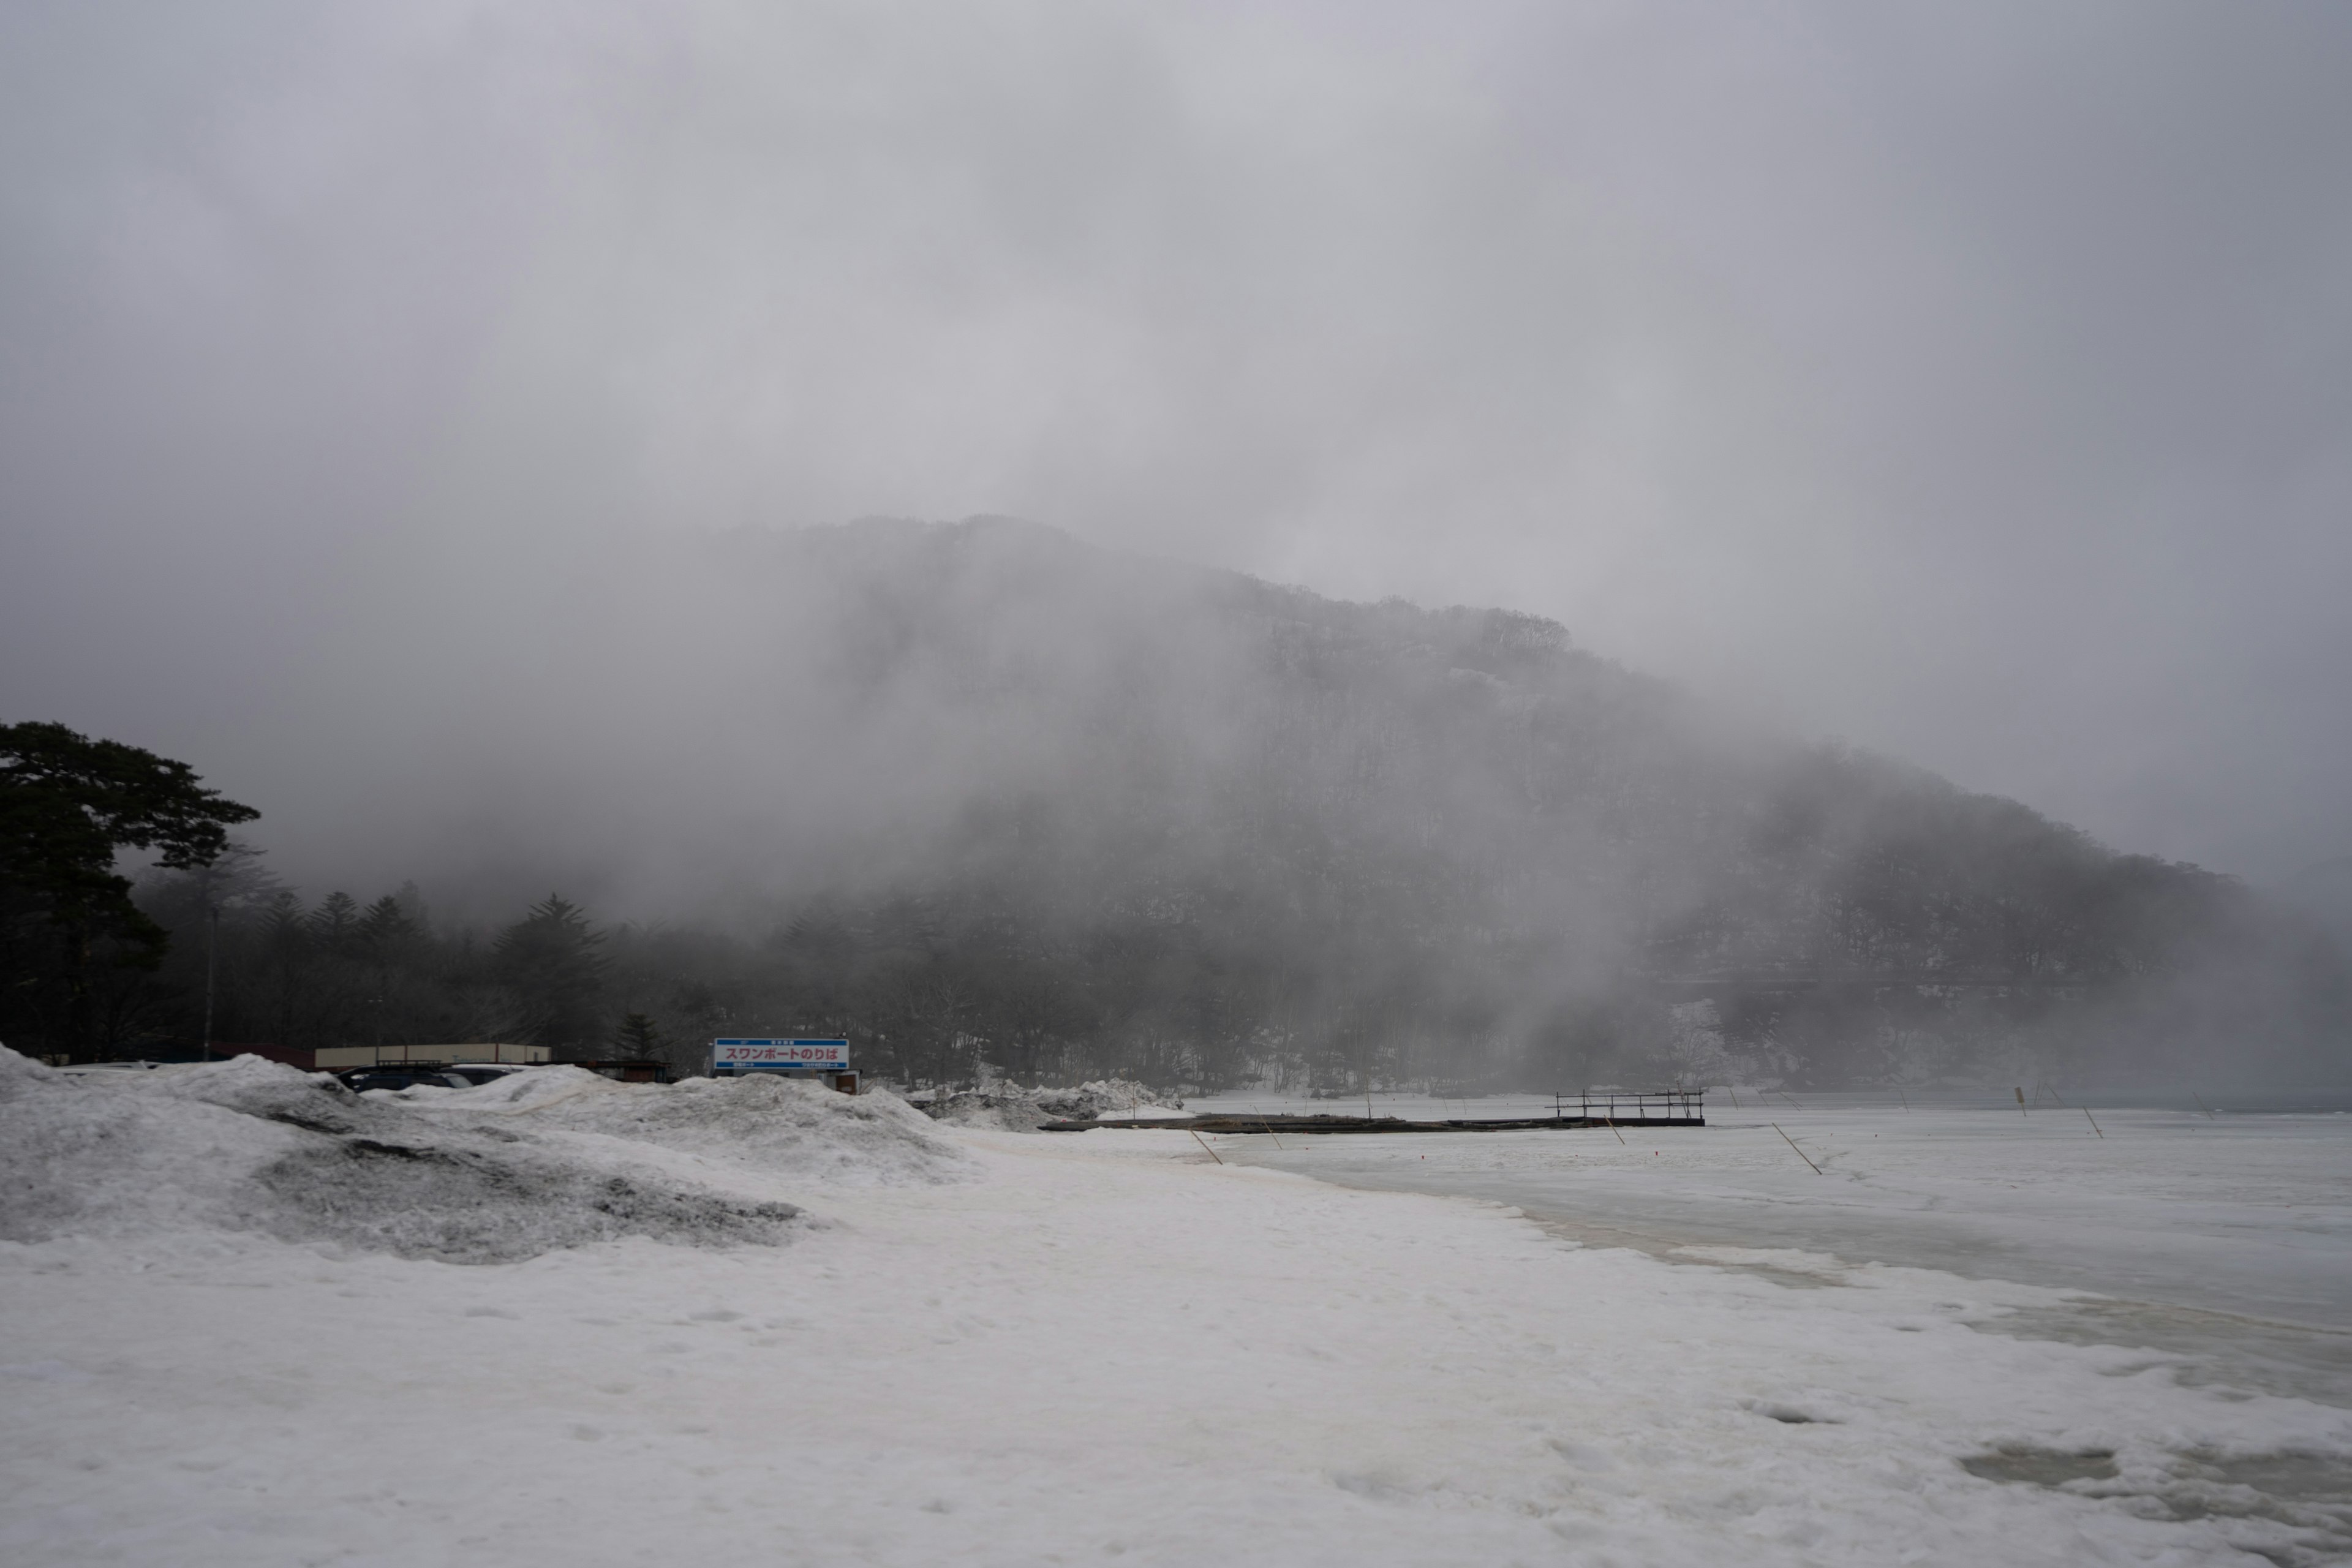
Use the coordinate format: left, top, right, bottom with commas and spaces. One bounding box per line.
442, 1063, 529, 1087
337, 1068, 477, 1093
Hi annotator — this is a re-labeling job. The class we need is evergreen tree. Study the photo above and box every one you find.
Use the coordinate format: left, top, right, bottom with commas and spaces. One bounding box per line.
309, 892, 362, 956
494, 894, 606, 1055
358, 894, 417, 958
0, 722, 257, 1059
612, 1010, 663, 1058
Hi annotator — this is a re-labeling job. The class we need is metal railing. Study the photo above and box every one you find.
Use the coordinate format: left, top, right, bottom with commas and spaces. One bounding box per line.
1552, 1088, 1705, 1123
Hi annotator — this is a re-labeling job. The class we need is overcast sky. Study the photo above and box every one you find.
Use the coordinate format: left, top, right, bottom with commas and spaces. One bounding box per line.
4, 0, 2348, 889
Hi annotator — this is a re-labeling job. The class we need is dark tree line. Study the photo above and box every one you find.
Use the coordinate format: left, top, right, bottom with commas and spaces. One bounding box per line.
122, 875, 635, 1068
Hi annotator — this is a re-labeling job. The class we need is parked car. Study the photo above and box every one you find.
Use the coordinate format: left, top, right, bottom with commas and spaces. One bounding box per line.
336, 1068, 477, 1093
442, 1063, 530, 1087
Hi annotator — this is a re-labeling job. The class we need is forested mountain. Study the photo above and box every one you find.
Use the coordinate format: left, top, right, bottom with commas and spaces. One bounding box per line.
73, 519, 2352, 1087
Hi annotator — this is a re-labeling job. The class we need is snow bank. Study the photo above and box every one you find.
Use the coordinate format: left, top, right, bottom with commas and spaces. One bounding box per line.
927, 1078, 1185, 1132
401, 1063, 611, 1114
924, 1087, 1050, 1132
0, 1049, 801, 1262
1038, 1079, 1184, 1119
420, 1069, 973, 1185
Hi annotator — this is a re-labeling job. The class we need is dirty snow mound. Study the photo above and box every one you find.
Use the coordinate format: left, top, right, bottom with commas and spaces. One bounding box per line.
253, 1138, 800, 1262
927, 1087, 1052, 1132
922, 1078, 1186, 1132
1036, 1079, 1183, 1119
0, 1048, 801, 1261
423, 1072, 972, 1185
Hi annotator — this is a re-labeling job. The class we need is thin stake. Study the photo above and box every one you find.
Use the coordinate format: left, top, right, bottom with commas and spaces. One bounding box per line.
1897, 1088, 1910, 1113
1605, 1116, 1626, 1147
1189, 1129, 1224, 1165
1251, 1104, 1285, 1150
1773, 1123, 1823, 1174
2048, 1087, 2105, 1139
2192, 1091, 2216, 1120
200, 902, 219, 1063
1728, 1085, 1742, 1109
1779, 1091, 1805, 1110
2015, 1087, 2028, 1117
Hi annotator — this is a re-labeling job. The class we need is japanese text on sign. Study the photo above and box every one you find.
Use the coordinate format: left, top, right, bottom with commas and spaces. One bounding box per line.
710, 1038, 850, 1069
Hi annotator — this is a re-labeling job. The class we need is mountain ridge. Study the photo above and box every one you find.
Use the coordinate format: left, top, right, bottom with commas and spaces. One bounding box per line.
116, 514, 2351, 1089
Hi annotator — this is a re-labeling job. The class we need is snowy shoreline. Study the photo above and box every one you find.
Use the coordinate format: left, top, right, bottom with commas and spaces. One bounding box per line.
1190, 1091, 2352, 1351
5, 1057, 2350, 1564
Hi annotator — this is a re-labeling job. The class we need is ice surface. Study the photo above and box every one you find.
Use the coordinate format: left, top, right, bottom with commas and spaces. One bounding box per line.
1191, 1090, 2352, 1403
6, 1055, 2351, 1564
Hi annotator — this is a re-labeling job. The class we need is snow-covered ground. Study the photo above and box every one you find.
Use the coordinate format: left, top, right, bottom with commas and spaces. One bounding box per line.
5, 1054, 2350, 1564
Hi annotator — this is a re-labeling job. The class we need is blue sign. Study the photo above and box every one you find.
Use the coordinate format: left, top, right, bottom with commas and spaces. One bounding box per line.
711, 1038, 850, 1072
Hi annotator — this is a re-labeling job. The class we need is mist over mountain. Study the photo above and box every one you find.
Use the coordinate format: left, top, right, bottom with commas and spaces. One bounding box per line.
6, 4, 2347, 1092
113, 518, 2350, 1091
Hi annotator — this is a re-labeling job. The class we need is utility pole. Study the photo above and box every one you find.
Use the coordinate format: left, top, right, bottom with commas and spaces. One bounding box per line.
200, 900, 219, 1063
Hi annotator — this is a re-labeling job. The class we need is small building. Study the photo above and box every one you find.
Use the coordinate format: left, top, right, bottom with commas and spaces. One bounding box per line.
567, 1058, 674, 1085
227, 1042, 317, 1072
312, 1043, 551, 1071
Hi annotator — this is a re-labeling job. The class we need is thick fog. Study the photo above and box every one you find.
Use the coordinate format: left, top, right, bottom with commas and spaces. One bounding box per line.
4, 0, 2350, 905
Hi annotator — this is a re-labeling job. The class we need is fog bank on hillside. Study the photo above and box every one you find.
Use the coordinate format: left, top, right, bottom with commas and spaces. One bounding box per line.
96, 520, 2351, 1093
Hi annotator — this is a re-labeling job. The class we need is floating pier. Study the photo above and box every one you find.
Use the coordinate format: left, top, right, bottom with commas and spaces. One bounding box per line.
1041, 1088, 1705, 1134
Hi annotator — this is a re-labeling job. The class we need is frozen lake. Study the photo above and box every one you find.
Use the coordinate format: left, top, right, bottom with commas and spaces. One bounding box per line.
1189, 1089, 2352, 1406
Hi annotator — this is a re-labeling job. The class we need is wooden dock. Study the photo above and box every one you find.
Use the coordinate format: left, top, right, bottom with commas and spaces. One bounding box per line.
1040, 1090, 1705, 1134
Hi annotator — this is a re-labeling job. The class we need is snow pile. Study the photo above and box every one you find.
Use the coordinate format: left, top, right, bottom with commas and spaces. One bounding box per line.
393, 1063, 611, 1114
1088, 1100, 1191, 1120
927, 1078, 1185, 1131
145, 1050, 406, 1133
1037, 1079, 1184, 1119
924, 1086, 1054, 1132
421, 1069, 973, 1185
0, 1049, 801, 1262
249, 1136, 802, 1262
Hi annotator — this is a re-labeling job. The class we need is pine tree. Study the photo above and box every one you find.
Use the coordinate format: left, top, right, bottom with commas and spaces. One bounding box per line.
309, 892, 362, 956
493, 895, 606, 1055
358, 894, 417, 958
0, 722, 258, 1058
613, 1010, 662, 1058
